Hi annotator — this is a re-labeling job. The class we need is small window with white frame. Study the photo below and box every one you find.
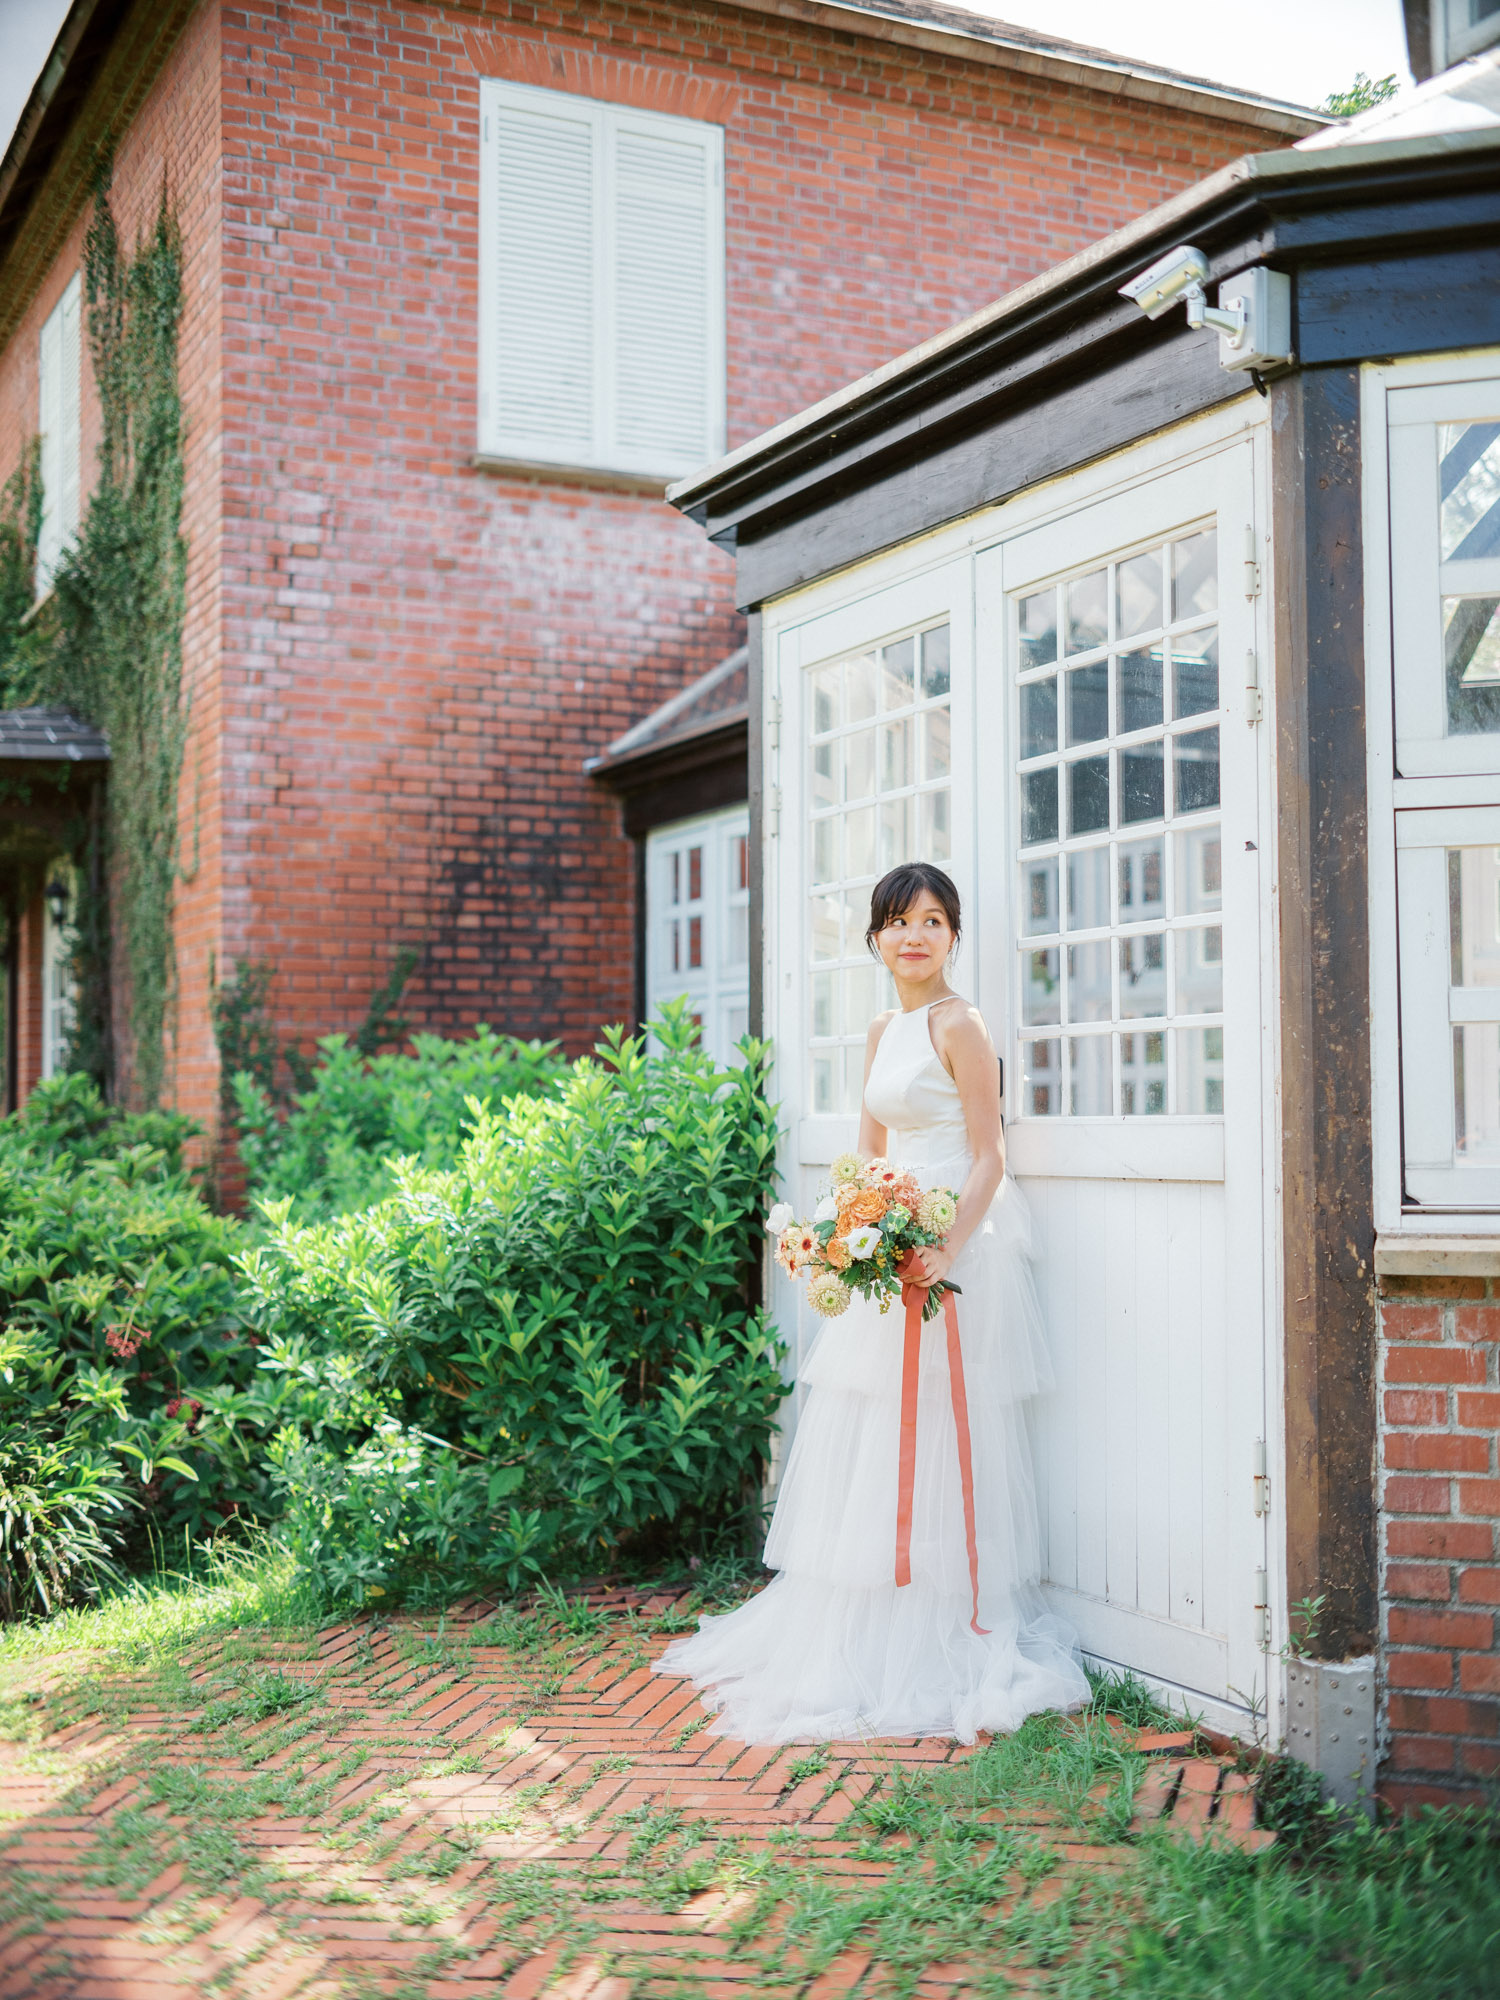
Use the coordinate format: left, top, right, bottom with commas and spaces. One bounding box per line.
645, 807, 749, 1065
1012, 529, 1225, 1120
40, 864, 76, 1081
37, 272, 82, 595
477, 79, 725, 481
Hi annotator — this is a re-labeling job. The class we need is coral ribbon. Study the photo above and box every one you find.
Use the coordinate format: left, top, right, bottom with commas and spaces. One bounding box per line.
895, 1253, 989, 1636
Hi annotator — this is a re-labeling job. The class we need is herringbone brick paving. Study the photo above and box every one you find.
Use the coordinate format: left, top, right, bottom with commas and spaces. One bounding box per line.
0, 1584, 1266, 1998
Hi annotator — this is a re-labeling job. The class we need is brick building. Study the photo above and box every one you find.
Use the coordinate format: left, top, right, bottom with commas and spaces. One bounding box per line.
0, 0, 1314, 1127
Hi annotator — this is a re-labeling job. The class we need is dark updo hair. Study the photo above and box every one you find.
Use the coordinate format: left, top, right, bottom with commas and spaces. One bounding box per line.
865, 863, 962, 955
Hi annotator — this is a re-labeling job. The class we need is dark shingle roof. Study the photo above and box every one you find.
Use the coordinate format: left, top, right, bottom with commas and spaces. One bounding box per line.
589, 650, 748, 777
0, 706, 109, 761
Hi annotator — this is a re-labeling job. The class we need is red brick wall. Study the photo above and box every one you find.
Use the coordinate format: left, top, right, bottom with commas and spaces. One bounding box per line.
1378, 1284, 1500, 1810
211, 0, 1278, 1108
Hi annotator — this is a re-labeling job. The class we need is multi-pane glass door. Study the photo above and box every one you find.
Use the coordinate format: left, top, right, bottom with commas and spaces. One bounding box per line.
645, 807, 749, 1065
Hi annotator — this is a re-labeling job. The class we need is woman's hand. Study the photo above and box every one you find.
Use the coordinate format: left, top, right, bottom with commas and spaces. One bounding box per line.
905, 1243, 955, 1290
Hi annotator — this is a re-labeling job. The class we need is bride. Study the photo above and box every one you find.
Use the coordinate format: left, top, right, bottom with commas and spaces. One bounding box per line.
655, 861, 1089, 1744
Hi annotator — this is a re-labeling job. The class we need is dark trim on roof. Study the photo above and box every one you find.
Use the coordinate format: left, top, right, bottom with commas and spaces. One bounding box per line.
669, 128, 1500, 584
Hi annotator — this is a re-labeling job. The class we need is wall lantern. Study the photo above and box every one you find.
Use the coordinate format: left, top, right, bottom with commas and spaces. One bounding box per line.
1119, 245, 1294, 374
43, 875, 70, 928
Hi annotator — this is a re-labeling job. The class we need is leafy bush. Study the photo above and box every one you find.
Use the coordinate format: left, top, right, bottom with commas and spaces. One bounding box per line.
231, 1025, 564, 1218
237, 1008, 787, 1603
0, 1078, 257, 1615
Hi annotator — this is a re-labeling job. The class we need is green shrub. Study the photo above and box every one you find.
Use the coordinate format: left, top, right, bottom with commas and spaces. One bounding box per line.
0, 1079, 258, 1613
238, 1007, 787, 1603
231, 1025, 565, 1218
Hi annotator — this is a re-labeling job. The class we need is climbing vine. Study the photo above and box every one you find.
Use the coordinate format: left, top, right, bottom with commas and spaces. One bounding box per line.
2, 166, 187, 1106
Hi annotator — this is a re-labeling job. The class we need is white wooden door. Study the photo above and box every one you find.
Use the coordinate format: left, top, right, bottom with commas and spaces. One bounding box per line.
976, 445, 1270, 1718
645, 807, 750, 1066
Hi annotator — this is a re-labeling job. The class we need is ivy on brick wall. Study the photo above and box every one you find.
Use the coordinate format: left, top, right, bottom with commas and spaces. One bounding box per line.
0, 167, 187, 1106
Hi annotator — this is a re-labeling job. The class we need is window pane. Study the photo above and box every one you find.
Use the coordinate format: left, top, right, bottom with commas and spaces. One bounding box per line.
812, 1051, 837, 1114
847, 652, 877, 722
1173, 628, 1219, 719
846, 961, 879, 1032
1119, 930, 1166, 1018
1069, 755, 1110, 835
921, 624, 951, 698
812, 816, 839, 884
812, 970, 836, 1037
846, 804, 876, 879
1067, 661, 1109, 746
1022, 676, 1058, 757
922, 707, 951, 781
688, 846, 702, 900
1175, 925, 1224, 1015
918, 788, 951, 862
670, 851, 681, 904
880, 794, 912, 870
880, 717, 912, 790
1067, 939, 1112, 1022
1022, 767, 1058, 845
687, 914, 703, 968
1022, 946, 1061, 1025
811, 893, 843, 961
1448, 846, 1500, 985
1117, 552, 1163, 638
881, 637, 915, 710
1119, 742, 1164, 824
1019, 590, 1058, 669
813, 740, 836, 807
812, 664, 841, 734
727, 902, 749, 968
1118, 835, 1165, 919
845, 727, 875, 801
1067, 844, 1110, 929
1173, 530, 1217, 618
1174, 728, 1220, 814
1066, 570, 1108, 653
1454, 1023, 1500, 1157
1175, 826, 1222, 914
1119, 646, 1163, 733
1024, 857, 1059, 934
1069, 1034, 1112, 1115
733, 833, 748, 891
1178, 1025, 1224, 1114
1440, 421, 1500, 560
1119, 1029, 1166, 1116
1021, 1038, 1061, 1117
1443, 596, 1500, 735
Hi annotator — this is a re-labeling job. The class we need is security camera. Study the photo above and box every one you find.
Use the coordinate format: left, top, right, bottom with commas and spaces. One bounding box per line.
1119, 245, 1213, 322
1120, 243, 1294, 373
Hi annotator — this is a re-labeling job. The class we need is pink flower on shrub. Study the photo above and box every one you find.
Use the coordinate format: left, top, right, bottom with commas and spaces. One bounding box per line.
104, 1325, 141, 1359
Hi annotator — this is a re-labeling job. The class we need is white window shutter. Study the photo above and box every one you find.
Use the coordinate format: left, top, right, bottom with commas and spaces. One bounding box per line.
478, 80, 724, 479
481, 83, 597, 464
610, 119, 721, 473
35, 271, 81, 594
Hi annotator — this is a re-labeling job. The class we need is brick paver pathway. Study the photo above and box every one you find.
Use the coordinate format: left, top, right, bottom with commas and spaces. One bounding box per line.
0, 1586, 1267, 1999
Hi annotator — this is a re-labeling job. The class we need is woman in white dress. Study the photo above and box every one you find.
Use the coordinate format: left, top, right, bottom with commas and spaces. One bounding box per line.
655, 863, 1088, 1744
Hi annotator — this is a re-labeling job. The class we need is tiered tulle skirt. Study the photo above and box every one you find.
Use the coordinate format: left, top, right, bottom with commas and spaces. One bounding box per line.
654, 1176, 1089, 1743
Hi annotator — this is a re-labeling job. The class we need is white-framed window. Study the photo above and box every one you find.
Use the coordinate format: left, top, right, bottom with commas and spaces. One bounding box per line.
807, 622, 952, 1115
645, 806, 749, 1065
477, 79, 725, 480
1432, 0, 1500, 72
1377, 367, 1500, 1214
40, 865, 76, 1080
1012, 528, 1225, 1119
37, 272, 82, 594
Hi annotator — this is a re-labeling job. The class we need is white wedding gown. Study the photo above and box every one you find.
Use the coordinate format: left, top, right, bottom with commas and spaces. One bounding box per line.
654, 999, 1089, 1744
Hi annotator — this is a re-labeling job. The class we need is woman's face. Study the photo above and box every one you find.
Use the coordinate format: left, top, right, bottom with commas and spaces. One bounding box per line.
875, 894, 956, 983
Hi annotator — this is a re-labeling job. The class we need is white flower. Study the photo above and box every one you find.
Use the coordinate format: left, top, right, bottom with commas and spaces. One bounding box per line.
846, 1225, 882, 1260
766, 1202, 796, 1234
813, 1195, 838, 1224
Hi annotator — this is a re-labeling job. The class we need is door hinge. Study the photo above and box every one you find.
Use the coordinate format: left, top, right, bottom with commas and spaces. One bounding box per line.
1244, 525, 1261, 600
1252, 1437, 1270, 1517
767, 694, 782, 753
766, 785, 782, 838
1254, 1567, 1270, 1651
1244, 648, 1263, 724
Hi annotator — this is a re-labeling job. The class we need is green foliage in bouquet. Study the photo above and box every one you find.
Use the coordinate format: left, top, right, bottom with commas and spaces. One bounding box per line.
236, 1005, 788, 1605
230, 1025, 566, 1220
0, 1077, 259, 1619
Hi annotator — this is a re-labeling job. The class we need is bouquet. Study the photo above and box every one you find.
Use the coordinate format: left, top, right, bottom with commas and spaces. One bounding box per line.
767, 1152, 960, 1323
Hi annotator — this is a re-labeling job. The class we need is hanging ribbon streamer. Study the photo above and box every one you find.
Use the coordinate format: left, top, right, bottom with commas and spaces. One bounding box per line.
894, 1252, 989, 1636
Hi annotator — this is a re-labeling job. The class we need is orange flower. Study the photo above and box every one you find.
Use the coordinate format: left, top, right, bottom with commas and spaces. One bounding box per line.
843, 1189, 888, 1227
824, 1234, 852, 1271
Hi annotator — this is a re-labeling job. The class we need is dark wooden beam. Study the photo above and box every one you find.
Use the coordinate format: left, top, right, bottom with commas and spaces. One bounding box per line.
1271, 364, 1378, 1658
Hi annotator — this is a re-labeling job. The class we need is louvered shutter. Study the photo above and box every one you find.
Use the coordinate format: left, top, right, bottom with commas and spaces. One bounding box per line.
478, 81, 723, 479
609, 119, 720, 472
36, 272, 81, 593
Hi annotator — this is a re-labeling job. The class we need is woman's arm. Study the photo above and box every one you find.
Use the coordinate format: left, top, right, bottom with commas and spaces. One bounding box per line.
856, 1011, 895, 1160
908, 1002, 1005, 1288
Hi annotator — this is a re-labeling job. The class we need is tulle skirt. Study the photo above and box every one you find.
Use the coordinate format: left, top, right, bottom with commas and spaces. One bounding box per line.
654, 1175, 1089, 1743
